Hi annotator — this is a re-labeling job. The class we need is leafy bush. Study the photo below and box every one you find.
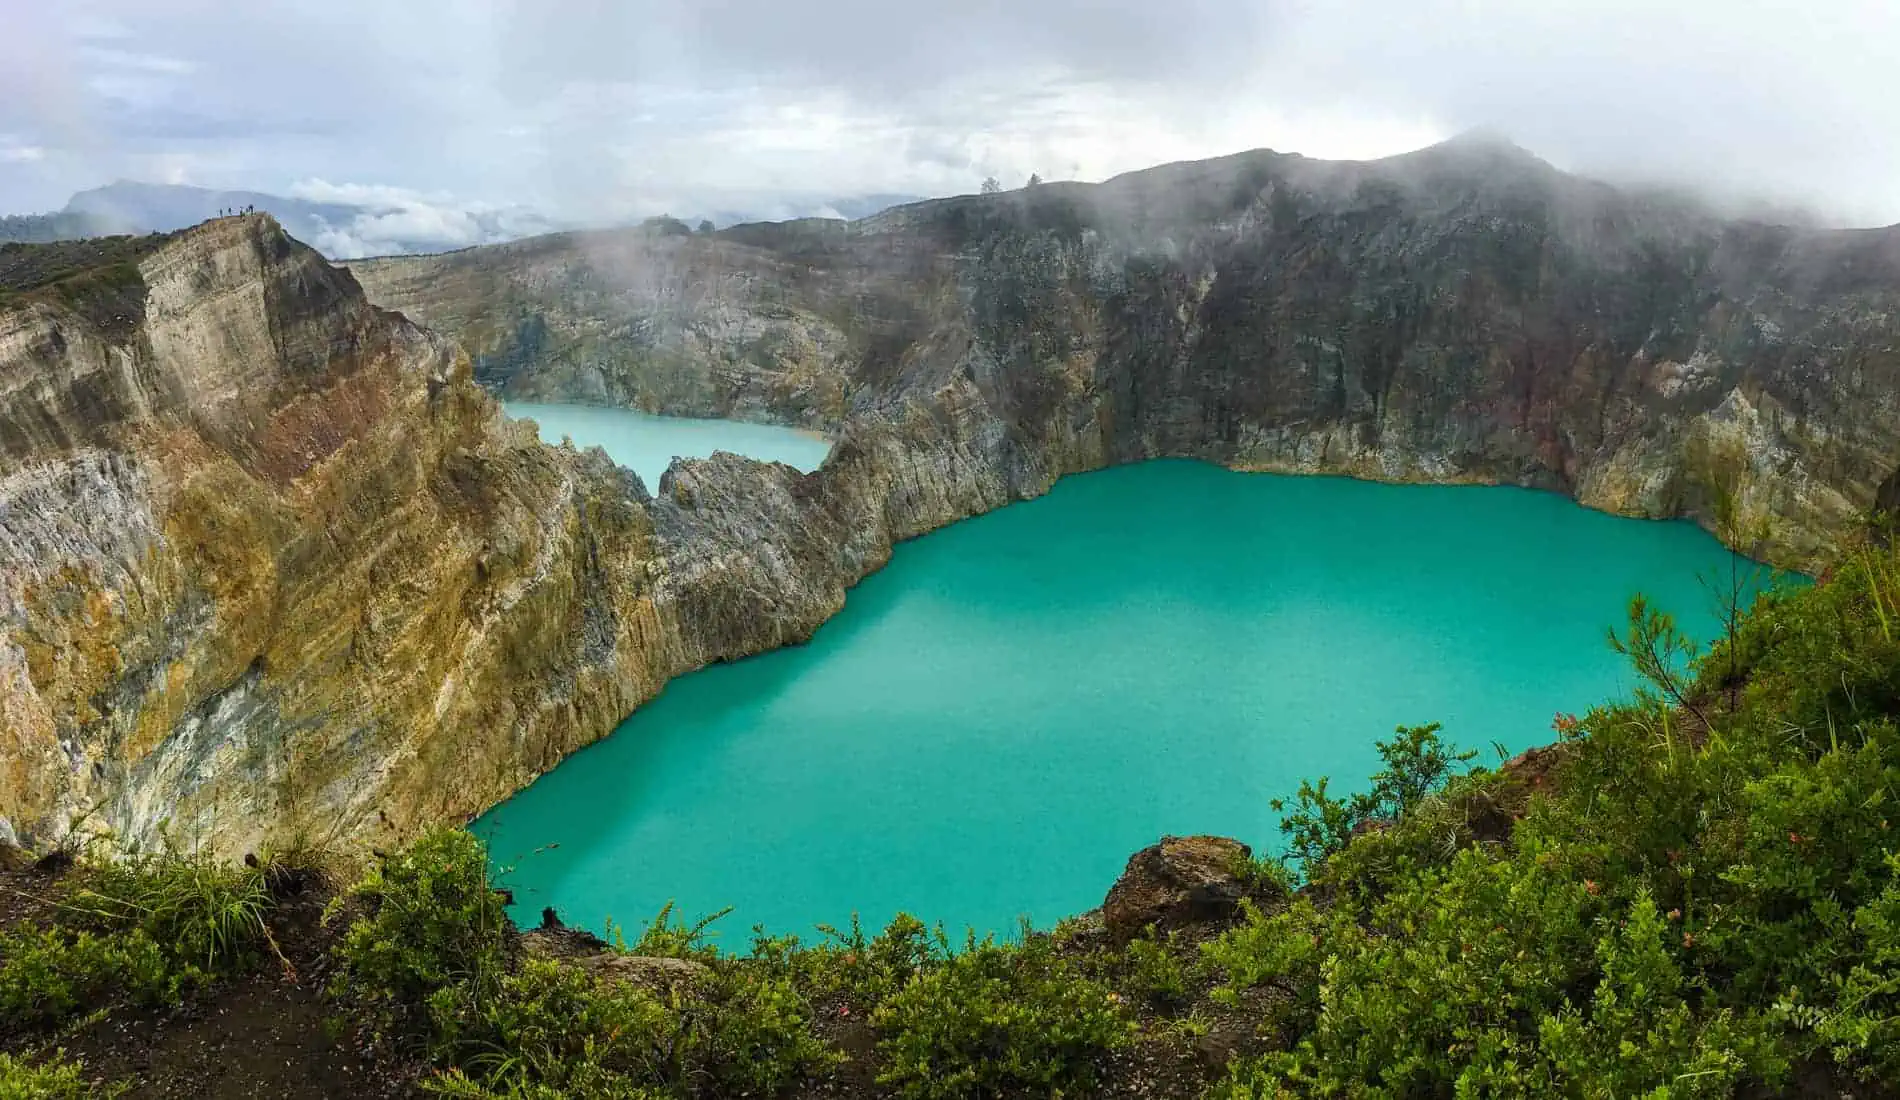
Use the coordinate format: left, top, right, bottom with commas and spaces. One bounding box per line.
1226, 850, 1298, 898
331, 826, 509, 1017
702, 969, 841, 1095
747, 911, 945, 1015
813, 913, 942, 1006
65, 852, 273, 973
872, 934, 1131, 1099
0, 1050, 125, 1099
332, 830, 834, 1098
0, 927, 196, 1026
1272, 723, 1476, 879
1532, 891, 1783, 1097
422, 1065, 664, 1100
418, 953, 834, 1098
1361, 722, 1480, 819
1270, 776, 1364, 881
0, 851, 271, 1030
423, 957, 679, 1093
1203, 898, 1331, 1035
1121, 926, 1190, 1007
1794, 852, 1900, 1078
618, 902, 732, 961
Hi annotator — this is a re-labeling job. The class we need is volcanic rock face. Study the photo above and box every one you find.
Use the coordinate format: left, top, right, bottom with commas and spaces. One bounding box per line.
7, 139, 1900, 855
0, 217, 676, 855
357, 139, 1900, 571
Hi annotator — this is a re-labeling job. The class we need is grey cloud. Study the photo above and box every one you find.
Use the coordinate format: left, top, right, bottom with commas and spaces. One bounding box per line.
0, 0, 1896, 227
494, 0, 1279, 97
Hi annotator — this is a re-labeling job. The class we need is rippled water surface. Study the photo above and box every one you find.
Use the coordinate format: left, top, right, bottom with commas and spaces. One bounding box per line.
478, 445, 1764, 944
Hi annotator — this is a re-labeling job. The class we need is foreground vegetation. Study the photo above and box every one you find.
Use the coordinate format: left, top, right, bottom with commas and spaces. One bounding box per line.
4, 533, 1898, 1097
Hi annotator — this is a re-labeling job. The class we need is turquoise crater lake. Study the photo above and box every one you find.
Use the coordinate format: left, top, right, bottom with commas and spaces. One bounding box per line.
477, 445, 1765, 945
503, 401, 832, 491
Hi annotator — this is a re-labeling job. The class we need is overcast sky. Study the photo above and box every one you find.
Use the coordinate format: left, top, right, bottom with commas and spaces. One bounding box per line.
2, 0, 1897, 227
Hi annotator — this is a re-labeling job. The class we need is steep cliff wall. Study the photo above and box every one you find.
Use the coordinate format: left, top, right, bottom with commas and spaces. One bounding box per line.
9, 139, 1900, 856
0, 215, 1058, 857
357, 139, 1900, 571
0, 217, 677, 855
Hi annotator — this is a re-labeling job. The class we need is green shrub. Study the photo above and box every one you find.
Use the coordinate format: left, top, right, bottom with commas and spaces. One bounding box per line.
703, 969, 841, 1095
747, 912, 945, 1013
617, 902, 732, 961
1362, 722, 1479, 819
1314, 767, 1522, 911
1205, 549, 1900, 1093
424, 958, 679, 1093
1795, 852, 1900, 1080
331, 826, 509, 1016
1531, 891, 1784, 1097
1121, 926, 1190, 1007
1226, 851, 1298, 898
872, 935, 1131, 1099
812, 913, 942, 1006
0, 848, 273, 1030
420, 954, 835, 1099
1270, 776, 1365, 881
65, 852, 273, 972
1203, 898, 1331, 1031
0, 926, 205, 1027
330, 830, 837, 1097
0, 1049, 125, 1099
421, 1066, 664, 1099
1272, 723, 1475, 880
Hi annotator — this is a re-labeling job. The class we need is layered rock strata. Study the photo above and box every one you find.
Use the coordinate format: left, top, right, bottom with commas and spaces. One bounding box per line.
7, 137, 1900, 854
0, 217, 673, 854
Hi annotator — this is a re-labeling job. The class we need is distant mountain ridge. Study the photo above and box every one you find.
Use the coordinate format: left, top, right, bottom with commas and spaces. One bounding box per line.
0, 181, 931, 259
0, 181, 561, 258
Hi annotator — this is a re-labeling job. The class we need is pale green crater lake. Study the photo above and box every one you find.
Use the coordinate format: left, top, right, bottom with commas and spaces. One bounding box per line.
479, 410, 1766, 945
504, 401, 833, 491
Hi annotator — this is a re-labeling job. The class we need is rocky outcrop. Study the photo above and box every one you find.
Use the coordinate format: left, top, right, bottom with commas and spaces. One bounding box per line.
357, 138, 1900, 572
519, 927, 711, 994
1102, 835, 1257, 945
0, 216, 677, 855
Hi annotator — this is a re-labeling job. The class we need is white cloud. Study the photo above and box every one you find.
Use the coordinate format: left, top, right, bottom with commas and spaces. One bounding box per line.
65, 12, 134, 41
1, 0, 1898, 226
0, 139, 45, 164
79, 47, 194, 75
288, 179, 463, 208
284, 177, 563, 258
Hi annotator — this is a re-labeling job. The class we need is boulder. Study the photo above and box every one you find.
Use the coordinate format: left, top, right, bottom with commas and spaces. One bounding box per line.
581, 953, 711, 995
1454, 742, 1577, 844
519, 926, 612, 961
517, 927, 710, 995
1102, 835, 1253, 945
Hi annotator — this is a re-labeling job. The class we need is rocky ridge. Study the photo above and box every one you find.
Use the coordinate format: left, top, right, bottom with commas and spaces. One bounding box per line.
358, 137, 1900, 572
